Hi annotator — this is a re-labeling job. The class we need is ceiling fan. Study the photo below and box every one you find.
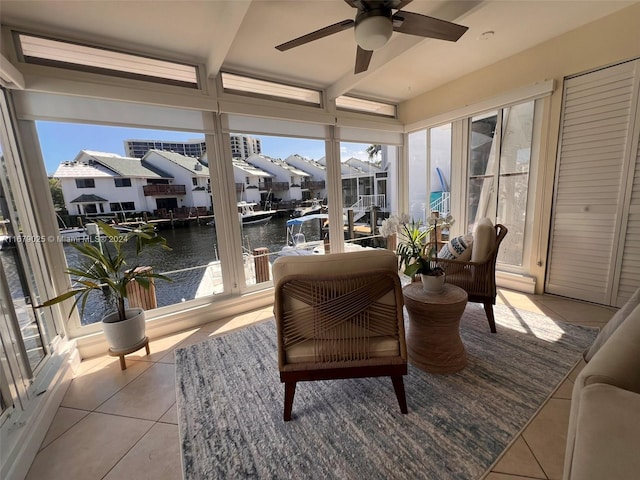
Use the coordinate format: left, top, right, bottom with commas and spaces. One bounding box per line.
275, 0, 468, 74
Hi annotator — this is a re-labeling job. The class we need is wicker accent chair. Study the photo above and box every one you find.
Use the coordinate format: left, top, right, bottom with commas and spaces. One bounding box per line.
437, 220, 508, 333
272, 249, 408, 421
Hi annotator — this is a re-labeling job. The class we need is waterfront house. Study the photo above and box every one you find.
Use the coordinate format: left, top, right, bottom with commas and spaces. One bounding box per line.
284, 154, 328, 200
142, 149, 213, 213
1, 2, 639, 479
245, 153, 311, 203
230, 157, 274, 204
53, 150, 173, 217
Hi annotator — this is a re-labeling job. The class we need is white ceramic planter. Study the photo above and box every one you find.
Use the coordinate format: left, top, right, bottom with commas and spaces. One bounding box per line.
102, 308, 146, 351
421, 274, 445, 293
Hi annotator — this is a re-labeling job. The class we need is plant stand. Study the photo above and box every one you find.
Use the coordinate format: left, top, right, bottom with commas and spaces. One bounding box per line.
108, 336, 150, 370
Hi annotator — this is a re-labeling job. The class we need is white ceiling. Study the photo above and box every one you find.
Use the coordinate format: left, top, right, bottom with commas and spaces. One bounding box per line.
0, 0, 635, 103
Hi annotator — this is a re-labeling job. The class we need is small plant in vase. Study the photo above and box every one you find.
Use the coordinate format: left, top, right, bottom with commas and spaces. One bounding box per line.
39, 221, 171, 350
383, 212, 454, 292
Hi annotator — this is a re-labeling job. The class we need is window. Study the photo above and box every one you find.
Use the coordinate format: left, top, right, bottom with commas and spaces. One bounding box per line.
468, 102, 534, 266
430, 124, 453, 218
114, 178, 131, 187
75, 178, 95, 188
109, 202, 135, 211
407, 99, 537, 272
340, 142, 398, 250
36, 121, 220, 326
407, 124, 452, 224
335, 95, 396, 118
17, 33, 199, 88
229, 133, 327, 286
221, 72, 321, 106
192, 178, 198, 186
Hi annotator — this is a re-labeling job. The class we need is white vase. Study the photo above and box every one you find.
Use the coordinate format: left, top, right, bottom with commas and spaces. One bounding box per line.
102, 308, 146, 351
421, 273, 445, 293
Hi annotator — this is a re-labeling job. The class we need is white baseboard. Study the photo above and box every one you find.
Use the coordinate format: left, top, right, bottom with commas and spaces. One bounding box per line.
497, 271, 536, 294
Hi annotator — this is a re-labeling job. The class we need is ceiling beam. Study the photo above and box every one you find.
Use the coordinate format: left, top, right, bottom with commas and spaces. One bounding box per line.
206, 1, 253, 77
326, 0, 483, 100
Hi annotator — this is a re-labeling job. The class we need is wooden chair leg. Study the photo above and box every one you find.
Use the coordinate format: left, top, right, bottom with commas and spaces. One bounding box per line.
283, 381, 297, 421
484, 302, 497, 333
391, 375, 408, 414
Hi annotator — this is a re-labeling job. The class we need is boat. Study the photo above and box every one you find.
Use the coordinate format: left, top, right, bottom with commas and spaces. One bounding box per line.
279, 214, 329, 256
279, 214, 371, 256
57, 223, 137, 242
237, 201, 277, 225
291, 198, 326, 218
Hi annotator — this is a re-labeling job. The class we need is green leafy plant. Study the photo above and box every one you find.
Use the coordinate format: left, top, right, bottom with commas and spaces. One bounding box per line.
381, 213, 454, 277
39, 221, 171, 322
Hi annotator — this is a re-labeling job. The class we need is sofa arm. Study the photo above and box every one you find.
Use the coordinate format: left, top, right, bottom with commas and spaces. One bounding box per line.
566, 383, 640, 480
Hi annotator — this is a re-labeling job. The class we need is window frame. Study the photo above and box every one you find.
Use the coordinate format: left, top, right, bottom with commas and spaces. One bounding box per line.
75, 178, 95, 189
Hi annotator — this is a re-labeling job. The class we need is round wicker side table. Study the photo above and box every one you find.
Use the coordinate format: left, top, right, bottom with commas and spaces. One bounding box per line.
403, 283, 468, 374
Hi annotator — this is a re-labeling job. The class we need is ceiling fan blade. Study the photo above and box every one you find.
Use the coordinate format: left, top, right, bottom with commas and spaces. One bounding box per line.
354, 46, 373, 74
392, 11, 468, 42
276, 19, 355, 51
390, 0, 413, 10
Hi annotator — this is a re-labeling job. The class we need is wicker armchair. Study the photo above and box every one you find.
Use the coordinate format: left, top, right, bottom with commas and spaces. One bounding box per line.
437, 222, 508, 333
272, 249, 408, 421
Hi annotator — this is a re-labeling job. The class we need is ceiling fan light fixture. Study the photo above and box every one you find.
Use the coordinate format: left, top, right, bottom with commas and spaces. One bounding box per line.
354, 15, 393, 51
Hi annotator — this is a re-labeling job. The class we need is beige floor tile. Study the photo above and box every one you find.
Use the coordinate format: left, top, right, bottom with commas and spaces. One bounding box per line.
96, 362, 176, 421
103, 423, 182, 480
74, 355, 112, 376
26, 412, 153, 480
159, 402, 178, 424
532, 297, 615, 326
552, 378, 574, 400
61, 357, 152, 411
492, 436, 546, 478
484, 473, 546, 480
522, 398, 571, 480
39, 407, 90, 451
127, 328, 199, 363
496, 290, 549, 316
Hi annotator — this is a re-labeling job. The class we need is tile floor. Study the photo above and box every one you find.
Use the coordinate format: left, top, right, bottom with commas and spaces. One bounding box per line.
26, 290, 615, 480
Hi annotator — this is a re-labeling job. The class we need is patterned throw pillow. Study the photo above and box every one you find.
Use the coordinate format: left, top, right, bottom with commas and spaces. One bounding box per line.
438, 234, 473, 261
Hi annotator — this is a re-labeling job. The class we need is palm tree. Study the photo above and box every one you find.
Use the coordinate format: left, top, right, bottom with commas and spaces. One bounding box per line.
366, 144, 381, 160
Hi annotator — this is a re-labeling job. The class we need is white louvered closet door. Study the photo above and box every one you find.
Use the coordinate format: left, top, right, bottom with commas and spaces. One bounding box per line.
547, 59, 640, 306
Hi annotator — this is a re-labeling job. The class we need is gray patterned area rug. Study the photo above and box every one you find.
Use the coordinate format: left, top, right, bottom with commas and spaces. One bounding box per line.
175, 303, 598, 480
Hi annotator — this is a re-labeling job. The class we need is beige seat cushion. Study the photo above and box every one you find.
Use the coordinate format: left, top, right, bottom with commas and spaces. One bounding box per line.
568, 383, 640, 480
273, 249, 398, 286
471, 217, 496, 263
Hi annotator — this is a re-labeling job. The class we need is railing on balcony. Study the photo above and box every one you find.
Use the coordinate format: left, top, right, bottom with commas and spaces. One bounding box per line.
430, 191, 451, 216
301, 180, 325, 190
344, 194, 386, 222
143, 184, 187, 196
260, 182, 289, 192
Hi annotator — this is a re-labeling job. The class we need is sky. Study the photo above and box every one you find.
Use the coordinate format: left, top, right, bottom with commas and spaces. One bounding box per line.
35, 121, 376, 175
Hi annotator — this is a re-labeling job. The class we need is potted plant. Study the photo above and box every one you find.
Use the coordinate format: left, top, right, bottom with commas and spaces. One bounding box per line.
39, 221, 171, 350
381, 213, 454, 293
